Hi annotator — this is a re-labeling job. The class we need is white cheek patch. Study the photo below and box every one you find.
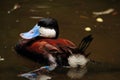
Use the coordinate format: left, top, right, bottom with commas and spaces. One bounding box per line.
68, 54, 88, 68
39, 27, 56, 38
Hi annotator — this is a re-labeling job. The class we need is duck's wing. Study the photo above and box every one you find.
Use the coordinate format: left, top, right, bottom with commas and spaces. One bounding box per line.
53, 38, 77, 54
29, 38, 77, 54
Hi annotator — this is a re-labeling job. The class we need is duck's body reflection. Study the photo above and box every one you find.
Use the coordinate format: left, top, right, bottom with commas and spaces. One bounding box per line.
19, 67, 87, 80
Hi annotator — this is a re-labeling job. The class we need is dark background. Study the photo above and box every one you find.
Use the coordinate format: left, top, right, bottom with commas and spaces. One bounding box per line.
0, 0, 120, 80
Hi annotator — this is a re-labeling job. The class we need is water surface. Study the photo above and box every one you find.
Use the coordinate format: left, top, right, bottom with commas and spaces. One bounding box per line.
0, 0, 120, 80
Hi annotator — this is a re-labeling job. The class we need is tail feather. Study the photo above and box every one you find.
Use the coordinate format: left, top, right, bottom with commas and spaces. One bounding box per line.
78, 35, 93, 54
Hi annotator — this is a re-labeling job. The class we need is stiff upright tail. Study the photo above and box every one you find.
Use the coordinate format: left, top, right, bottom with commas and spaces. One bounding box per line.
78, 35, 93, 55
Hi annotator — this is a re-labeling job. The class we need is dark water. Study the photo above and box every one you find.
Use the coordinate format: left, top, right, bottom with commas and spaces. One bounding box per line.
0, 0, 120, 80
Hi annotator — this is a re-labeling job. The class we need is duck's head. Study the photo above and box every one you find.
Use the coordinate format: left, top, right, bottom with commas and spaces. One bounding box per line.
20, 17, 59, 39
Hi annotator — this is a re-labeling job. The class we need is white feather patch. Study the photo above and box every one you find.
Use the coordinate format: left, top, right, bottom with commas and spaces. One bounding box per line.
39, 27, 56, 38
68, 54, 88, 68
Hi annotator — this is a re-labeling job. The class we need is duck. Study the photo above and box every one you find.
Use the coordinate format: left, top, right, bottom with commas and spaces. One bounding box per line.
15, 17, 93, 77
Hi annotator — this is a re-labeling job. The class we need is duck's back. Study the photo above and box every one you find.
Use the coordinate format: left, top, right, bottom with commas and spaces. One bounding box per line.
26, 38, 77, 55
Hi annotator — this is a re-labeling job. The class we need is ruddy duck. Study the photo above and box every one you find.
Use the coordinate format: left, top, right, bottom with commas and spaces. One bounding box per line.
15, 17, 93, 77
